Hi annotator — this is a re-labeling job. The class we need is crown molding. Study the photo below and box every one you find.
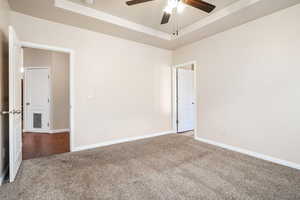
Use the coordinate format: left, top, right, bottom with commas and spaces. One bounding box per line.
55, 0, 172, 40
180, 0, 262, 37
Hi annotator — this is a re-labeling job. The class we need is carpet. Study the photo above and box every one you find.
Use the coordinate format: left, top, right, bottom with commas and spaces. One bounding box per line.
0, 134, 299, 200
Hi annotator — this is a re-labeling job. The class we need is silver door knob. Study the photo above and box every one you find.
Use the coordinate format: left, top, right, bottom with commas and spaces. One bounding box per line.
26, 102, 30, 106
1, 110, 13, 115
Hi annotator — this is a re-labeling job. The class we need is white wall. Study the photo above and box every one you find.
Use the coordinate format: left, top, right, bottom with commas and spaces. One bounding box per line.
11, 11, 172, 149
173, 4, 300, 165
0, 0, 10, 182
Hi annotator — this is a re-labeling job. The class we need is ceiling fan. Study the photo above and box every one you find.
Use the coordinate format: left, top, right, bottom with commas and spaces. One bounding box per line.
125, 0, 216, 25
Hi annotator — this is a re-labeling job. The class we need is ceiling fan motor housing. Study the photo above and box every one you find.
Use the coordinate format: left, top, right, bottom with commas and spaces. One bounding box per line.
126, 0, 216, 25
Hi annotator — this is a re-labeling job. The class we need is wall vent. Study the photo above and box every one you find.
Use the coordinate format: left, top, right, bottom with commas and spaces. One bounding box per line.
33, 113, 42, 128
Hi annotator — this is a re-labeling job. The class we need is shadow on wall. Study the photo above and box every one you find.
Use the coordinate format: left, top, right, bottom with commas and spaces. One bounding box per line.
0, 30, 9, 174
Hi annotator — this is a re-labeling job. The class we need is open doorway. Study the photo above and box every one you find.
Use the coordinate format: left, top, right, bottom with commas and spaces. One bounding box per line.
21, 47, 70, 160
172, 62, 196, 138
7, 27, 74, 182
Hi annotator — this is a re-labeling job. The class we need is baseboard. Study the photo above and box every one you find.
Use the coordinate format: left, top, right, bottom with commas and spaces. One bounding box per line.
49, 129, 70, 134
195, 137, 300, 170
0, 167, 8, 186
23, 129, 49, 133
73, 130, 174, 152
23, 129, 70, 134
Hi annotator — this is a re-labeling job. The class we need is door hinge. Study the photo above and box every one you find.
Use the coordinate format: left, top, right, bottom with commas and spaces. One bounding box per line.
47, 122, 50, 127
48, 98, 50, 103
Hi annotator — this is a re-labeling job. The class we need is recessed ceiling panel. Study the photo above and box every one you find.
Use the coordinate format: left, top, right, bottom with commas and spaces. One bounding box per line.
69, 0, 239, 33
8, 0, 300, 49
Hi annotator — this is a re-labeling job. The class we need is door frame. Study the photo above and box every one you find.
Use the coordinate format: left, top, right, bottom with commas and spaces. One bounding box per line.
23, 67, 51, 132
21, 41, 75, 151
172, 61, 197, 139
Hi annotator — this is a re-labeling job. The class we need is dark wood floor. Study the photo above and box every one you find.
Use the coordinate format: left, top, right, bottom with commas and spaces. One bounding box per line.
22, 132, 70, 160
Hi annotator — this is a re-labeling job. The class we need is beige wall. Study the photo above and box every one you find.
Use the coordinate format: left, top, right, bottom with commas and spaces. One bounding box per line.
11, 12, 172, 148
51, 52, 69, 130
23, 47, 52, 67
23, 48, 70, 130
0, 0, 10, 180
173, 4, 300, 165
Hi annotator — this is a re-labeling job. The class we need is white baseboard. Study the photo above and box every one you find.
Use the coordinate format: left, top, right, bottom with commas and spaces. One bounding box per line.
195, 137, 300, 170
73, 130, 174, 152
23, 129, 70, 134
0, 167, 8, 186
23, 129, 49, 133
49, 129, 70, 134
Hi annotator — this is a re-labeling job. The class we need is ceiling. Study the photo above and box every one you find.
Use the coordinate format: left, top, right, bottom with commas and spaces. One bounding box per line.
8, 0, 300, 50
68, 0, 238, 34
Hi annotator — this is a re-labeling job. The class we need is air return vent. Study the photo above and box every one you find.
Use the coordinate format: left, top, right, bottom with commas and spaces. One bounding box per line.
33, 113, 42, 129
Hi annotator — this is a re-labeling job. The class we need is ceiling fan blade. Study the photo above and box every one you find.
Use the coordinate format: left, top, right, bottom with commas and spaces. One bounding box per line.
161, 12, 171, 24
182, 0, 216, 13
126, 0, 154, 6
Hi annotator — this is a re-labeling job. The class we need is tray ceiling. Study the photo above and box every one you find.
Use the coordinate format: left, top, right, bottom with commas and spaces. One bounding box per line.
8, 0, 300, 49
68, 0, 238, 34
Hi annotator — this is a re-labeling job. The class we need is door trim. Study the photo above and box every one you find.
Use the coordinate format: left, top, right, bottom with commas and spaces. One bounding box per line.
24, 67, 51, 132
172, 61, 197, 139
21, 41, 75, 152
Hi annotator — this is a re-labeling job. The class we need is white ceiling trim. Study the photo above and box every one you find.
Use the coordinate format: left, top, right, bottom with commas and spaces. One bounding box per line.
180, 0, 262, 36
55, 0, 265, 41
55, 0, 172, 40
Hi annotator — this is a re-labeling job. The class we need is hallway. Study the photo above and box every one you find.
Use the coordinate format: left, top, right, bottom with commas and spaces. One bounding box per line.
22, 132, 70, 160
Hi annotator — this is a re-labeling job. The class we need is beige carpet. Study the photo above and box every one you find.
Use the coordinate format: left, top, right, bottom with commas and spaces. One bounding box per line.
1, 134, 299, 200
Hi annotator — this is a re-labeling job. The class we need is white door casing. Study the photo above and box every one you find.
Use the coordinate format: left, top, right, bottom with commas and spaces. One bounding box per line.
8, 26, 23, 182
24, 68, 50, 132
20, 42, 74, 151
177, 68, 195, 132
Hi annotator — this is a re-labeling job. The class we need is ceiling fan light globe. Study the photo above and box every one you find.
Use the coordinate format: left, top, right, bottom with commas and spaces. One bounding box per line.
168, 0, 178, 9
177, 1, 185, 13
164, 5, 173, 14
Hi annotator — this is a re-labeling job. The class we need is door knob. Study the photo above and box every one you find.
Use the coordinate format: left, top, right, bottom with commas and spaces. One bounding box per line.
1, 110, 13, 115
26, 102, 30, 106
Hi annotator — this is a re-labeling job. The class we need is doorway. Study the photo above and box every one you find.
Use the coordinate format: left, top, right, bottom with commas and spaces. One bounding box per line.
21, 47, 71, 160
7, 26, 74, 182
172, 62, 197, 137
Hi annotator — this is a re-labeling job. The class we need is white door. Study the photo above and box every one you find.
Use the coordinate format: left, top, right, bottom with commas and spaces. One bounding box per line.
24, 68, 50, 132
177, 68, 195, 132
8, 26, 23, 182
